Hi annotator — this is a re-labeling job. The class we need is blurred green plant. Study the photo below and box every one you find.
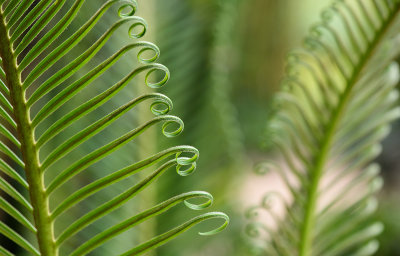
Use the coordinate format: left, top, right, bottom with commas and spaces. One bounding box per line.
0, 0, 228, 255
247, 0, 400, 255
153, 0, 245, 255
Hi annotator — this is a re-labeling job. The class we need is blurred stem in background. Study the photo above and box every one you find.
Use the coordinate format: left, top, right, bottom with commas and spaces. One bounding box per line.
152, 1, 213, 255
135, 1, 158, 255
154, 0, 245, 255
234, 0, 290, 150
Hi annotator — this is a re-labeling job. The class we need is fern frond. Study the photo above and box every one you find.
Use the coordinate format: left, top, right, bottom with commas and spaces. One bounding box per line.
0, 1, 228, 255
247, 0, 400, 255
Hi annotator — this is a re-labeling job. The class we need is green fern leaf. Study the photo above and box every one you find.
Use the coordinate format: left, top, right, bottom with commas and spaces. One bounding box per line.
0, 1, 228, 255
247, 0, 400, 255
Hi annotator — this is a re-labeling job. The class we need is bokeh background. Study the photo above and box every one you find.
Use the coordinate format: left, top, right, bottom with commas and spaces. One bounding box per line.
1, 0, 399, 255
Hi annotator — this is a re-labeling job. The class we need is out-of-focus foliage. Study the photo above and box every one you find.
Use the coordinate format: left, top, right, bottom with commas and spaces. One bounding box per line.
375, 195, 400, 256
246, 0, 400, 255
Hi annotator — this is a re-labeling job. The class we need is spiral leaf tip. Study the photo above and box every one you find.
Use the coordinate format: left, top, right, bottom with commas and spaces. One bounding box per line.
183, 191, 213, 210
198, 212, 230, 236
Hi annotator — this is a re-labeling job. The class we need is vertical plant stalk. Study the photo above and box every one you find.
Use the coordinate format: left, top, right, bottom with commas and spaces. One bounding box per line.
136, 1, 157, 253
0, 10, 56, 256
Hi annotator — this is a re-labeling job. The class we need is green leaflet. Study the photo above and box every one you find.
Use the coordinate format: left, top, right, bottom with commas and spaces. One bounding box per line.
0, 1, 228, 255
247, 0, 400, 255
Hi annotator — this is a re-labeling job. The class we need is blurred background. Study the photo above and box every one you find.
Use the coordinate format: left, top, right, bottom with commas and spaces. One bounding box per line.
142, 0, 400, 255
2, 0, 399, 255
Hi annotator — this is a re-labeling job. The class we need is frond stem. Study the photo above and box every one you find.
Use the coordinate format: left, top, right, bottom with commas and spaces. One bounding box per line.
0, 10, 56, 256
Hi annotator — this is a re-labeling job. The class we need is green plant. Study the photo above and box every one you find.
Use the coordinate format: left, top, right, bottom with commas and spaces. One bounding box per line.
0, 1, 228, 255
247, 0, 400, 255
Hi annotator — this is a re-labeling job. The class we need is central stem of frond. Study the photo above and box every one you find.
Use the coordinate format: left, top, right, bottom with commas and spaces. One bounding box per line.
0, 10, 57, 256
299, 6, 400, 256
